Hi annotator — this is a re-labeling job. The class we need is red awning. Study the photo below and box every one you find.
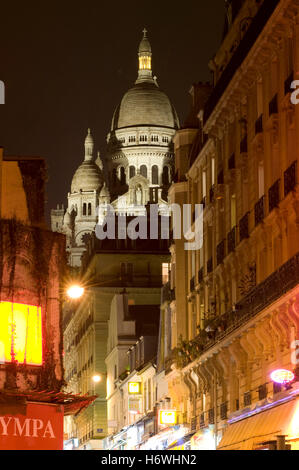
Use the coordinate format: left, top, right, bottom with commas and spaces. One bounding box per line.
0, 390, 97, 416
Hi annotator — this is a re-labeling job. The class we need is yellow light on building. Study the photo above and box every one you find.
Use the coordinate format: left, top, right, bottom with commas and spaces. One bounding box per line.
128, 382, 141, 394
159, 410, 177, 425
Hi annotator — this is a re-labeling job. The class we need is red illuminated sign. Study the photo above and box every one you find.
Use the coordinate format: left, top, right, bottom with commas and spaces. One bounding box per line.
0, 403, 64, 450
0, 301, 42, 365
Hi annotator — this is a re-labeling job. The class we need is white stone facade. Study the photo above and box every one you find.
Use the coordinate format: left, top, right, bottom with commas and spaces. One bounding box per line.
51, 30, 179, 266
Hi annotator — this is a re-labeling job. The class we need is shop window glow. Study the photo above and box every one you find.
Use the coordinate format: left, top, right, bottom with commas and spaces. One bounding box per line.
159, 410, 177, 425
128, 382, 141, 394
270, 369, 294, 385
0, 301, 42, 365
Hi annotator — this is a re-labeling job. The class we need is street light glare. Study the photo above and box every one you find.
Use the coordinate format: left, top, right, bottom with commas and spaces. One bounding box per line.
67, 285, 85, 299
92, 374, 102, 383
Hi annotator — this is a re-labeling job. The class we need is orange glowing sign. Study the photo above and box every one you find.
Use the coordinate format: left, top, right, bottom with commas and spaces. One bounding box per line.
128, 382, 141, 394
0, 301, 42, 365
159, 410, 177, 425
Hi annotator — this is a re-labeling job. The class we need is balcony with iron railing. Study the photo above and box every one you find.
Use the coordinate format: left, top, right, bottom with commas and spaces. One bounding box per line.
227, 226, 236, 254
207, 257, 213, 274
269, 94, 278, 116
240, 135, 248, 154
284, 161, 297, 197
198, 267, 204, 284
254, 195, 265, 226
268, 179, 280, 213
239, 212, 249, 242
255, 114, 263, 134
217, 240, 225, 266
183, 251, 299, 366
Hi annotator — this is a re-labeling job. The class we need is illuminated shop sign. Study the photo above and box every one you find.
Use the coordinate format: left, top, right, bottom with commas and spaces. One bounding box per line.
0, 301, 42, 365
270, 369, 295, 385
128, 382, 141, 394
159, 410, 177, 425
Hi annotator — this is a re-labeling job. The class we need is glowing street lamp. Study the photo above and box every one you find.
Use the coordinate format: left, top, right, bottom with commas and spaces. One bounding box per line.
92, 374, 102, 383
270, 369, 295, 385
66, 284, 85, 300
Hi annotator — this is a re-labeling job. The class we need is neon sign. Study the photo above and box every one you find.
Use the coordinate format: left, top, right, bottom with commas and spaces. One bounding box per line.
270, 369, 294, 385
0, 301, 42, 365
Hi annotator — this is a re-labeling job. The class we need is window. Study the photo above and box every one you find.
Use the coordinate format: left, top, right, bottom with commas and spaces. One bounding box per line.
83, 203, 87, 216
140, 135, 147, 142
162, 136, 169, 143
129, 166, 136, 179
162, 263, 170, 284
140, 165, 147, 178
129, 136, 136, 143
88, 203, 92, 216
151, 135, 158, 142
0, 301, 42, 365
152, 165, 158, 184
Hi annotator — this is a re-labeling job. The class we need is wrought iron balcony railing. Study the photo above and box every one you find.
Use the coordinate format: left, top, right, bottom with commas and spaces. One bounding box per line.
216, 240, 225, 266
239, 212, 249, 242
227, 226, 236, 254
240, 135, 248, 154
269, 179, 280, 213
284, 161, 297, 197
228, 153, 236, 170
208, 408, 214, 425
207, 257, 213, 274
220, 402, 228, 421
190, 276, 196, 293
269, 94, 278, 116
188, 251, 299, 363
254, 195, 265, 226
255, 114, 263, 134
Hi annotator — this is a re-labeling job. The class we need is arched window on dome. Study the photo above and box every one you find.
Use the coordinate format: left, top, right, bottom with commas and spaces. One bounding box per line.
129, 166, 136, 179
162, 166, 170, 185
140, 135, 148, 143
120, 166, 126, 185
152, 165, 159, 185
88, 203, 92, 216
140, 165, 147, 179
83, 203, 87, 216
151, 135, 159, 143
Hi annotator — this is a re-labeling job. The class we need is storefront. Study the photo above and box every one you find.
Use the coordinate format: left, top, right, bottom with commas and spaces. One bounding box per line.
218, 395, 299, 450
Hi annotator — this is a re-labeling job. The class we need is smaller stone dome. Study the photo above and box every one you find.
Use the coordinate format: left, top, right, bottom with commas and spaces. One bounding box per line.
139, 29, 151, 54
71, 161, 103, 193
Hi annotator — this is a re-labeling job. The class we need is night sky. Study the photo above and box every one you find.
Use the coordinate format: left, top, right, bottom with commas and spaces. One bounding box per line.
0, 0, 225, 224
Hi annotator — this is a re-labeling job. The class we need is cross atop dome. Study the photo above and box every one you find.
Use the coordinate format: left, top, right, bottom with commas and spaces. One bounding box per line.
142, 27, 147, 37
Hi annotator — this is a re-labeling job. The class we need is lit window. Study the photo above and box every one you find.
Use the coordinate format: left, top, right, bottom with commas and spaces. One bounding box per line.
162, 263, 170, 284
0, 301, 42, 365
